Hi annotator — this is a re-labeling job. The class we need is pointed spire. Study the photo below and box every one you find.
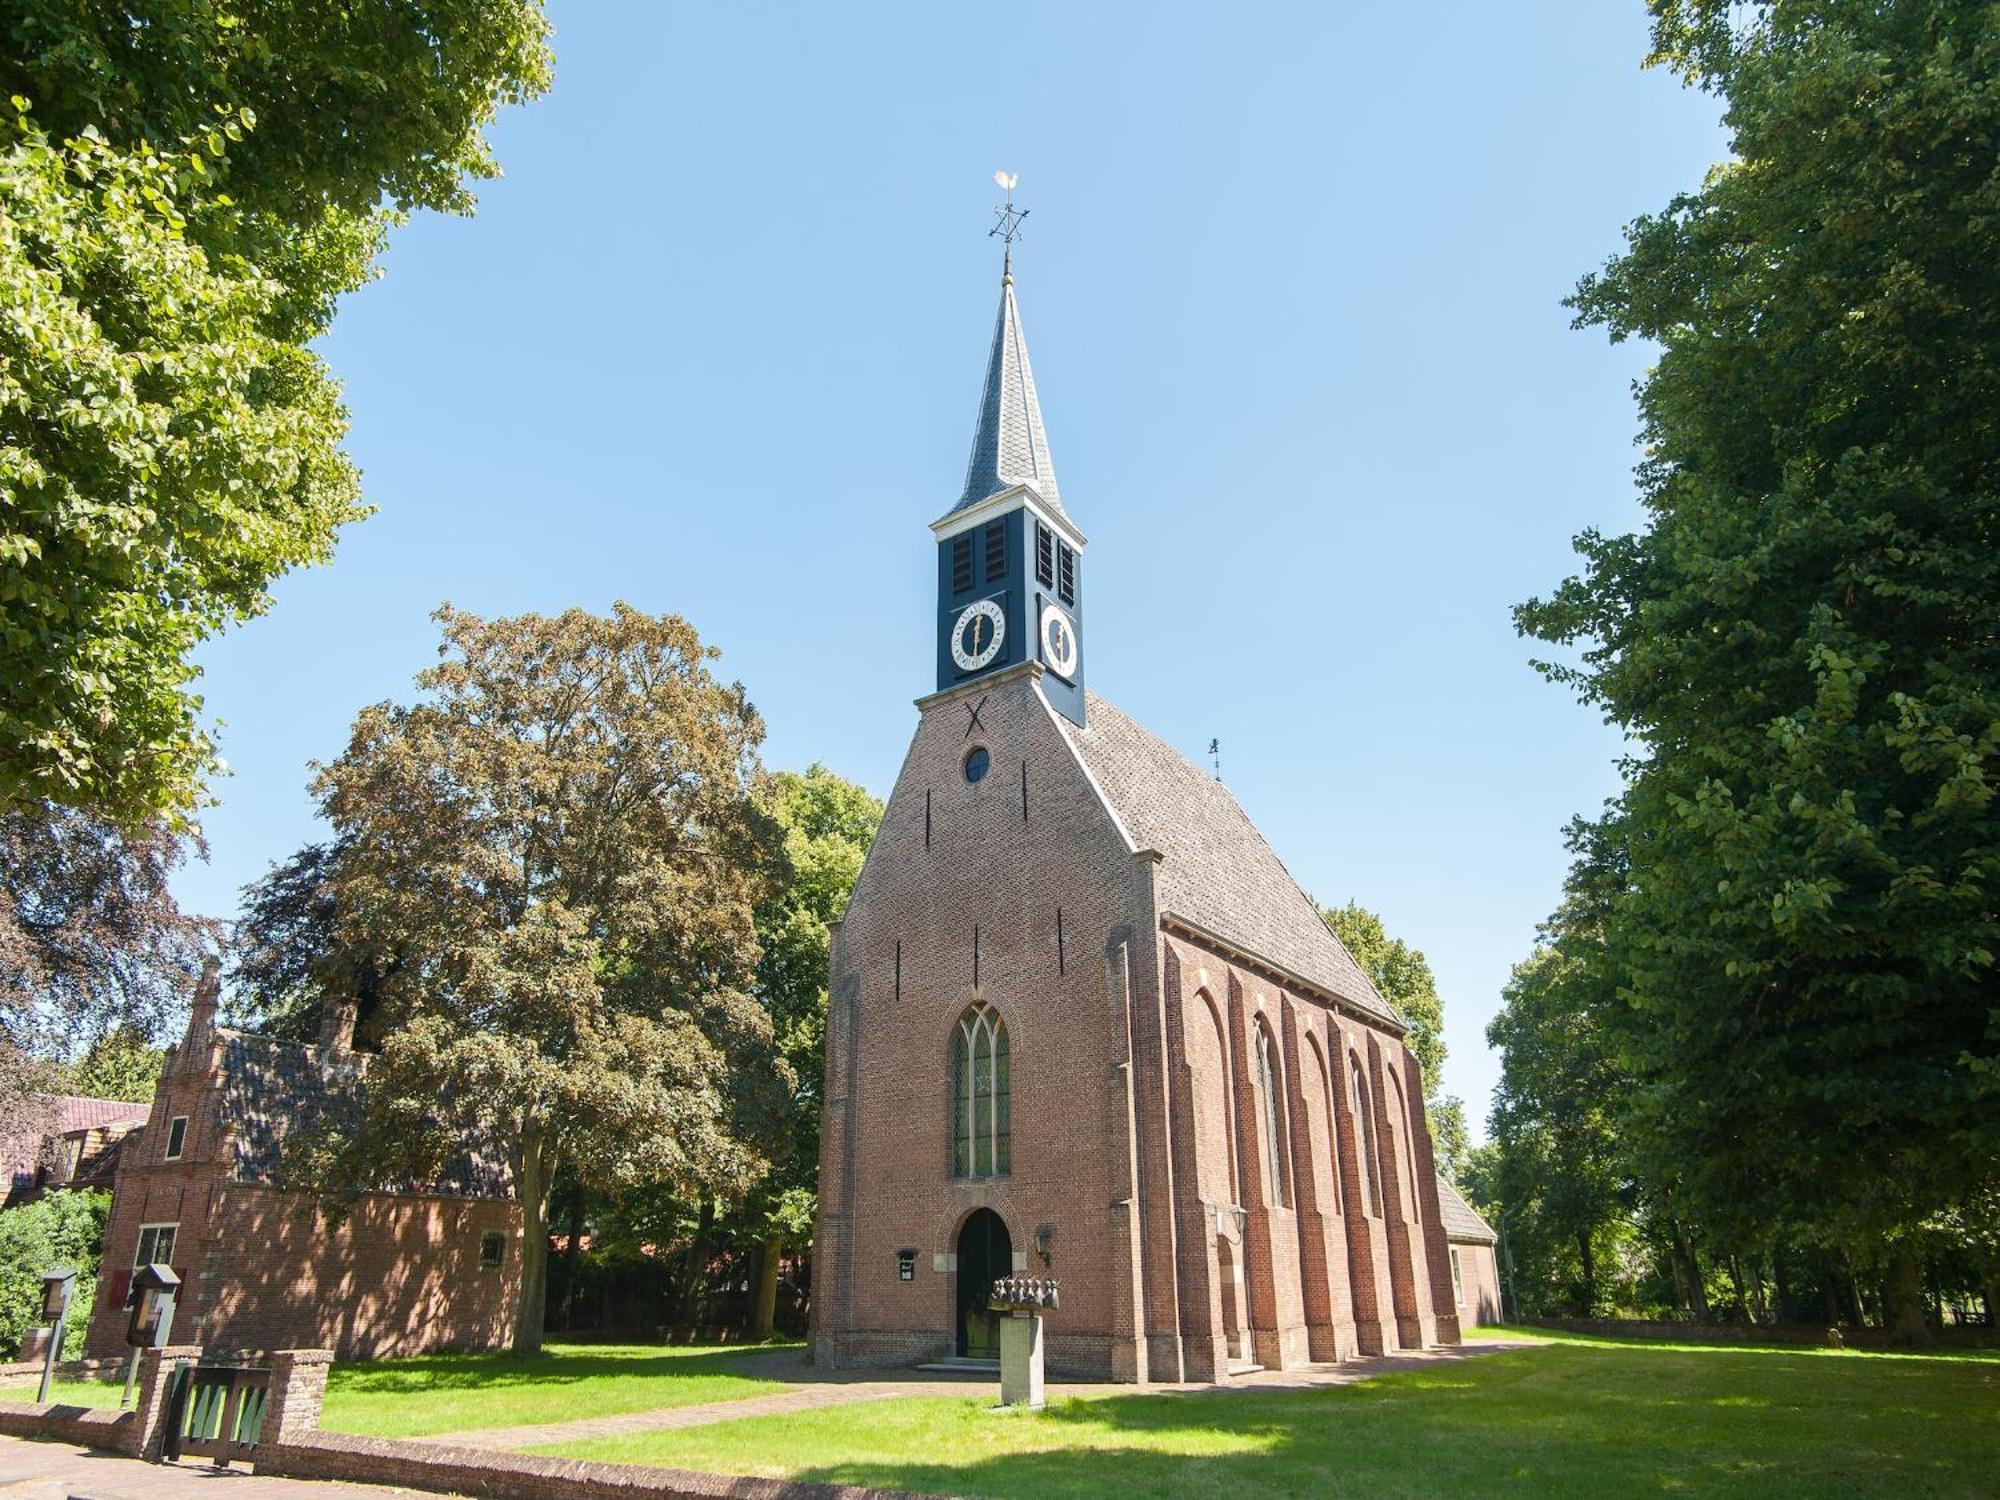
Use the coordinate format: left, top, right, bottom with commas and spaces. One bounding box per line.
950, 267, 1063, 518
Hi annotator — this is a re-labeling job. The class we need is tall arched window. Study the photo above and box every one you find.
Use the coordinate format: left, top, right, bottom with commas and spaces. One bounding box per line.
1254, 1022, 1288, 1207
1351, 1055, 1381, 1217
952, 1003, 1011, 1177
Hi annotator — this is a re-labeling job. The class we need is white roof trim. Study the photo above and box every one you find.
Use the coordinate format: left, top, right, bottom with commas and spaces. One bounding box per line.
932, 486, 1087, 550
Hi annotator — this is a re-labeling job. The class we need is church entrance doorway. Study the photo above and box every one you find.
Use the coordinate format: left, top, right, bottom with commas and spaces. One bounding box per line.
955, 1209, 1012, 1358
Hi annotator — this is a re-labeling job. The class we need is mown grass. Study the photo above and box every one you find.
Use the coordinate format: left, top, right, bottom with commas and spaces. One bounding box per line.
3, 1340, 800, 1438
0, 1375, 125, 1407
534, 1336, 1999, 1498
316, 1340, 799, 1438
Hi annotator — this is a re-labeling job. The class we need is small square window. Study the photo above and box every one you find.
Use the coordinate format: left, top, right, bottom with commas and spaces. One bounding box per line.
164, 1116, 188, 1161
897, 1249, 916, 1282
479, 1231, 506, 1271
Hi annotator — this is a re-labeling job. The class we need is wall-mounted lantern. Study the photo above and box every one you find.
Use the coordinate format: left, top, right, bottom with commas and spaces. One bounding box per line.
1033, 1221, 1057, 1269
34, 1267, 76, 1403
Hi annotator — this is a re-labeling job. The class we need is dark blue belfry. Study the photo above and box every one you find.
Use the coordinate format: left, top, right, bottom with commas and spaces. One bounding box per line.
933, 263, 1086, 727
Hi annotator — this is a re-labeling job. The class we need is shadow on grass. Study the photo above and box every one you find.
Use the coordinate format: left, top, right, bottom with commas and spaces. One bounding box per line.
768, 1343, 1999, 1500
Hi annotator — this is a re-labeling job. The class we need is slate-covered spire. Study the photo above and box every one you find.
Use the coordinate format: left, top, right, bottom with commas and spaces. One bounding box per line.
951, 262, 1063, 517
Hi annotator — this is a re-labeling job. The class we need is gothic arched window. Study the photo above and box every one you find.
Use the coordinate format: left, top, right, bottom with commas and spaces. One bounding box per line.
952, 1003, 1011, 1177
1254, 1022, 1288, 1207
1351, 1054, 1382, 1217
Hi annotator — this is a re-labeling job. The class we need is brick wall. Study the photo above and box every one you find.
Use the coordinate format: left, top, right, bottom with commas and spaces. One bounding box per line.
85, 996, 521, 1362
815, 666, 1462, 1382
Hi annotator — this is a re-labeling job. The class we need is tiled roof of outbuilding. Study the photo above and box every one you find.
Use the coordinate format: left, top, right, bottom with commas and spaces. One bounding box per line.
215, 1029, 511, 1199
1056, 691, 1400, 1027
1436, 1176, 1498, 1244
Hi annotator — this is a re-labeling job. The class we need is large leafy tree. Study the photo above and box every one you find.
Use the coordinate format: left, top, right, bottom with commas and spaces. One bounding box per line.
303, 604, 790, 1354
1, 802, 212, 1107
1322, 902, 1468, 1180
1517, 0, 1999, 1335
738, 764, 881, 1333
0, 3, 551, 823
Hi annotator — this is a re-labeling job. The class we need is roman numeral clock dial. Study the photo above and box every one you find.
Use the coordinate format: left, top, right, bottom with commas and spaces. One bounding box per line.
951, 599, 1006, 672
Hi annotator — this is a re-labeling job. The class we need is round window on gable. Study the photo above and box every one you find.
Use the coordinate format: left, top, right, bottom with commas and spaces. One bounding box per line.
964, 747, 991, 784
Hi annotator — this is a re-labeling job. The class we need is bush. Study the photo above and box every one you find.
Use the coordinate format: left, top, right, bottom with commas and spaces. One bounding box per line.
0, 1190, 109, 1359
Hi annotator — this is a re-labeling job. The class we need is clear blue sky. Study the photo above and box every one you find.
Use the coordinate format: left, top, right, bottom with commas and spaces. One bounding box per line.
174, 1, 1727, 1139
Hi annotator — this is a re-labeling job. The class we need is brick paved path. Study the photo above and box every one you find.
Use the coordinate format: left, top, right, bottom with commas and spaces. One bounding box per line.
434, 1337, 1524, 1451
0, 1435, 467, 1499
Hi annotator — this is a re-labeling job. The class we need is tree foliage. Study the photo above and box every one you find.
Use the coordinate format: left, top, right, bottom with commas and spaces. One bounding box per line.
0, 2, 551, 822
0, 1189, 107, 1360
1, 801, 211, 1106
1504, 0, 1999, 1334
1321, 901, 1468, 1180
299, 604, 790, 1353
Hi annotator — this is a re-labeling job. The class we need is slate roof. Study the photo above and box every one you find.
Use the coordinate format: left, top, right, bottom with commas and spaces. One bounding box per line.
1436, 1176, 1497, 1244
214, 1028, 511, 1199
1056, 691, 1400, 1026
948, 272, 1064, 519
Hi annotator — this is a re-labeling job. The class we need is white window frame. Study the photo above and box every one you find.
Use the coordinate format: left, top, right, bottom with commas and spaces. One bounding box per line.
1450, 1245, 1465, 1308
134, 1221, 179, 1269
163, 1115, 189, 1161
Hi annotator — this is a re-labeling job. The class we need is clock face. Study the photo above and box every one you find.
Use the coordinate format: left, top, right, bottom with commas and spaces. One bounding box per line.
1040, 602, 1079, 679
950, 599, 1006, 672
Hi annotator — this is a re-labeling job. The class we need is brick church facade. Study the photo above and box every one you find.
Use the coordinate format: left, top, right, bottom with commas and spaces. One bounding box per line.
813, 256, 1463, 1383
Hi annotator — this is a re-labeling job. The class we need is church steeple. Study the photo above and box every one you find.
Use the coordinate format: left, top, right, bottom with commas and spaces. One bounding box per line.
931, 206, 1087, 728
948, 266, 1063, 518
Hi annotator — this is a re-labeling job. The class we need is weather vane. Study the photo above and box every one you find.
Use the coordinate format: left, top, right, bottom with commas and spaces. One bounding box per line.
990, 170, 1027, 275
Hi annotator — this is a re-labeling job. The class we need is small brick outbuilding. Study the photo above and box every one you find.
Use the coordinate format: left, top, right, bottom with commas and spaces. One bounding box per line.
84, 970, 520, 1360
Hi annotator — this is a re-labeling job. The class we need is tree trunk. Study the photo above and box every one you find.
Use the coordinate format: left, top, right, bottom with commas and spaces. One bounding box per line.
1577, 1230, 1597, 1314
1772, 1252, 1794, 1324
560, 1182, 587, 1332
749, 1236, 782, 1339
512, 1133, 551, 1356
677, 1198, 716, 1328
1841, 1250, 1867, 1326
1884, 1249, 1931, 1347
1673, 1225, 1710, 1322
1727, 1256, 1750, 1322
1820, 1261, 1840, 1327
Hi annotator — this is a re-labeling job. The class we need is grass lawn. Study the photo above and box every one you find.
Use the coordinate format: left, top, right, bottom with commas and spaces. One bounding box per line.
533, 1333, 1999, 1498
0, 1376, 125, 1407
316, 1341, 799, 1439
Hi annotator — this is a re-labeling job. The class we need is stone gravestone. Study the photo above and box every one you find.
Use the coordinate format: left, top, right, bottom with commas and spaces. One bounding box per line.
988, 1276, 1060, 1410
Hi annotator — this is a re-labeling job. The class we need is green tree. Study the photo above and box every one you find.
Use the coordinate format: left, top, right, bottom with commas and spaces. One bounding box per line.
0, 3, 551, 823
1517, 0, 2000, 1341
2, 802, 211, 1107
1321, 902, 1468, 1180
0, 1189, 108, 1359
63, 1027, 164, 1102
739, 764, 881, 1334
302, 604, 790, 1354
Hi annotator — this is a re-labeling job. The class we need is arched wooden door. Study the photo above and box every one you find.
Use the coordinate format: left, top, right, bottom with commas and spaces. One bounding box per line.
955, 1209, 1012, 1358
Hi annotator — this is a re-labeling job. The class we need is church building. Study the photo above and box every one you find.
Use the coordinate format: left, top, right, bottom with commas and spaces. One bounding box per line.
812, 248, 1463, 1383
